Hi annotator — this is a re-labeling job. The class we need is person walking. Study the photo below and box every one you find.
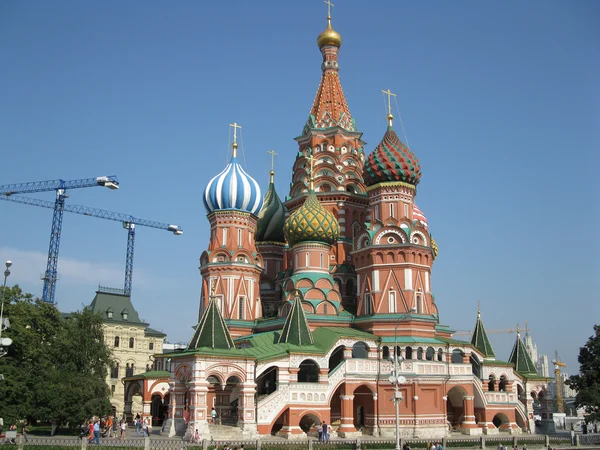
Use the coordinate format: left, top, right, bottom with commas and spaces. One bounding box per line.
120, 419, 126, 440
142, 418, 148, 437
135, 416, 141, 437
211, 407, 217, 424
93, 419, 100, 445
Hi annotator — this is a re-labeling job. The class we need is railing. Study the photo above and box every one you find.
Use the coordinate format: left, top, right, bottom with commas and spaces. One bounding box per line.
257, 383, 290, 424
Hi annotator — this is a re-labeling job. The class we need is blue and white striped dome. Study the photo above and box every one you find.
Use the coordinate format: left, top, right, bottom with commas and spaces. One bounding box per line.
203, 152, 263, 216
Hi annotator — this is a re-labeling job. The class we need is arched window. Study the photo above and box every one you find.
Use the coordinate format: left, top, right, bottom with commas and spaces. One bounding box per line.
488, 375, 496, 392
114, 336, 120, 348
238, 297, 245, 319
426, 347, 435, 361
451, 349, 464, 364
405, 346, 413, 360
382, 346, 390, 360
126, 363, 134, 378
388, 290, 397, 313
129, 337, 135, 349
111, 363, 119, 379
298, 360, 319, 383
499, 375, 507, 392
352, 342, 369, 359
470, 355, 482, 379
437, 348, 444, 361
417, 347, 424, 360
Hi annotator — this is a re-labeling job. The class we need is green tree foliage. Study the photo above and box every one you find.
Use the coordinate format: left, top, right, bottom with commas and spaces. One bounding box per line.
0, 285, 112, 426
567, 325, 600, 422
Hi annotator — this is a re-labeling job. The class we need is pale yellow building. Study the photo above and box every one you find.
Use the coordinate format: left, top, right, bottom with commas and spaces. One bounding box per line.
88, 289, 166, 418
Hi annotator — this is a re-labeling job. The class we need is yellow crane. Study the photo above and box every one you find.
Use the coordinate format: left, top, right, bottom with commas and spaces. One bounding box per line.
552, 350, 567, 413
453, 328, 516, 337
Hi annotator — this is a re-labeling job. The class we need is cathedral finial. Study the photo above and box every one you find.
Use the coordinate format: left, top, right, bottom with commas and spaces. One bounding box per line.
477, 300, 481, 319
229, 122, 242, 157
325, 0, 334, 20
516, 323, 521, 338
317, 0, 342, 48
306, 151, 316, 191
267, 149, 278, 184
382, 89, 396, 127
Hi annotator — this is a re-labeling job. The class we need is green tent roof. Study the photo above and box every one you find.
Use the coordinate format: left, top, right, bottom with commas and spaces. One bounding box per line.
188, 298, 235, 350
508, 330, 538, 376
278, 295, 314, 346
471, 309, 495, 358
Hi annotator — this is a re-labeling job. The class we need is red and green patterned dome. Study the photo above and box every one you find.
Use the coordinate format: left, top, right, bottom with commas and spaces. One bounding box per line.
364, 125, 422, 186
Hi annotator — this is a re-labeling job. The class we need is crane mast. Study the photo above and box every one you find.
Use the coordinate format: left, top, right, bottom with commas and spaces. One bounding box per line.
0, 193, 182, 297
552, 350, 567, 413
0, 176, 119, 304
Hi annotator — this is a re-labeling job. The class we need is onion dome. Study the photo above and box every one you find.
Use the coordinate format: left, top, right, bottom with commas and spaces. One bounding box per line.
363, 115, 422, 187
256, 171, 286, 243
317, 16, 342, 48
284, 192, 340, 247
203, 141, 263, 216
413, 204, 429, 230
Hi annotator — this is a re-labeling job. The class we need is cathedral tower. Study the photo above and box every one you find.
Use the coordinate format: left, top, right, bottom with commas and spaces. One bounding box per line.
353, 102, 438, 336
284, 9, 368, 310
199, 124, 264, 337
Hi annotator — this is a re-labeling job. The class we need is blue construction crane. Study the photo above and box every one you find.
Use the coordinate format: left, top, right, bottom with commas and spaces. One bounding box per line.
0, 176, 119, 304
0, 194, 183, 297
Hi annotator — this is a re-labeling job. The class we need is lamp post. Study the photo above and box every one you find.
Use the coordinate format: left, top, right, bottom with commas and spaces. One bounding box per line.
0, 260, 13, 358
389, 318, 407, 450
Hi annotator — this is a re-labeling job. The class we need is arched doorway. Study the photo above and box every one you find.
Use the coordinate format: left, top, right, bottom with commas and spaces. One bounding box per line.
220, 376, 241, 425
353, 385, 375, 433
493, 413, 509, 429
446, 386, 467, 429
330, 384, 343, 426
329, 346, 345, 372
298, 359, 320, 382
256, 366, 278, 397
299, 413, 320, 434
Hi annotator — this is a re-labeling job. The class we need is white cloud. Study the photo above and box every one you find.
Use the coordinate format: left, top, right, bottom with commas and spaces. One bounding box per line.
0, 246, 148, 287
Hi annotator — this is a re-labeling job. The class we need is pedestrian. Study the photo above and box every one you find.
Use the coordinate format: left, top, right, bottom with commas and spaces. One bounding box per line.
317, 423, 323, 442
106, 416, 113, 438
135, 416, 141, 437
431, 442, 437, 450
93, 419, 100, 445
438, 442, 444, 450
194, 428, 200, 443
211, 407, 217, 424
147, 417, 152, 436
322, 422, 329, 443
120, 419, 126, 440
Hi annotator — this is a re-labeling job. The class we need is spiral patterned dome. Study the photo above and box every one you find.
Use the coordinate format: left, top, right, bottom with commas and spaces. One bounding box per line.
413, 204, 429, 231
364, 124, 422, 186
284, 192, 340, 246
256, 172, 286, 243
203, 147, 263, 216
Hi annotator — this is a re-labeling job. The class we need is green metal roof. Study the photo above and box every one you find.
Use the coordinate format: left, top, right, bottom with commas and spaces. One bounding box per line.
278, 296, 314, 346
471, 311, 495, 358
380, 336, 445, 345
88, 291, 146, 325
509, 332, 539, 376
170, 326, 378, 362
188, 298, 235, 350
124, 370, 171, 381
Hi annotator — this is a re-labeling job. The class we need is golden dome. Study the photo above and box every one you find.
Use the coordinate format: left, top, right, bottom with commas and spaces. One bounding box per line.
317, 18, 342, 48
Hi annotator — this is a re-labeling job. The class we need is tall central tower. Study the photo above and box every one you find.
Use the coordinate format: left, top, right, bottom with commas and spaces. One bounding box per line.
284, 9, 368, 310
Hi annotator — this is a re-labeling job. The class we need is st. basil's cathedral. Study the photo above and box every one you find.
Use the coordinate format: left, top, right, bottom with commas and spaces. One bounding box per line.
132, 7, 553, 441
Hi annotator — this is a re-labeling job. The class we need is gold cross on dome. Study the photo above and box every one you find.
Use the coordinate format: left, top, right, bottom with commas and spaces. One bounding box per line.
381, 89, 397, 116
324, 0, 335, 18
267, 150, 278, 172
229, 122, 242, 144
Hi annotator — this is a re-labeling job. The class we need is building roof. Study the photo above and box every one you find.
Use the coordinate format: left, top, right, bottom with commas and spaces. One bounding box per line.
145, 327, 167, 338
509, 328, 539, 376
471, 309, 496, 358
188, 298, 235, 350
123, 370, 171, 381
169, 326, 378, 363
277, 295, 314, 346
88, 291, 146, 326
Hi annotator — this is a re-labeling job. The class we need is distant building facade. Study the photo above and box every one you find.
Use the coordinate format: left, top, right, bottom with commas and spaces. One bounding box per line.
87, 289, 166, 418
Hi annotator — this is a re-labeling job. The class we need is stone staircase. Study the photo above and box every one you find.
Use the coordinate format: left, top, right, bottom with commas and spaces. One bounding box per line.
208, 424, 243, 440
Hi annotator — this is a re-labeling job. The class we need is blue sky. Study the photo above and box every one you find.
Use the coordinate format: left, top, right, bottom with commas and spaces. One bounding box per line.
0, 1, 598, 372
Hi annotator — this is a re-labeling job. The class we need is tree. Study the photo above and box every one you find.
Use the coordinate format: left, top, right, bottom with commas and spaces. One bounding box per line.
0, 285, 112, 427
567, 325, 600, 423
